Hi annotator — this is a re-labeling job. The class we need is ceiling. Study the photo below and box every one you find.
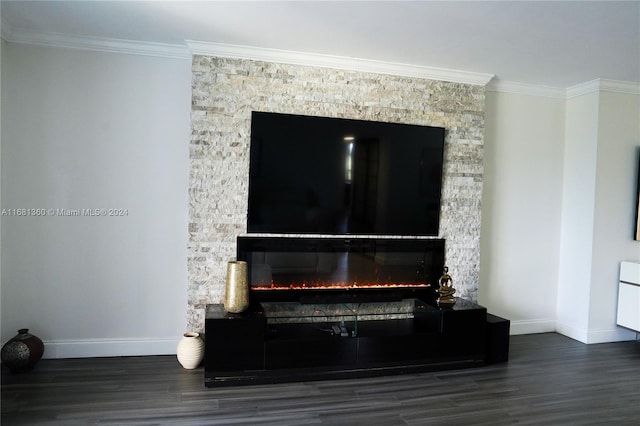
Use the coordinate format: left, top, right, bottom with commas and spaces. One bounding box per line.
2, 1, 639, 90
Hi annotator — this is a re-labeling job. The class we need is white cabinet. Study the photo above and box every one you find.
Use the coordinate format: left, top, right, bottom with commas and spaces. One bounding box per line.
617, 261, 640, 332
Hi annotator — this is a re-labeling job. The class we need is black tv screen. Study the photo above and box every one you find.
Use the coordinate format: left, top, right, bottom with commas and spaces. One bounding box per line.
248, 112, 445, 236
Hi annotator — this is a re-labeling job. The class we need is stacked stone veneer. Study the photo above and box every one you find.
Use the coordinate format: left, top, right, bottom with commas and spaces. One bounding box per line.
188, 55, 485, 332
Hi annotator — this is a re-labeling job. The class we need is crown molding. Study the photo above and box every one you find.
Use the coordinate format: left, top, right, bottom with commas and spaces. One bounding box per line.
567, 79, 640, 98
2, 27, 191, 60
488, 78, 640, 99
599, 79, 640, 95
186, 40, 495, 86
566, 79, 603, 98
486, 80, 566, 99
3, 27, 637, 96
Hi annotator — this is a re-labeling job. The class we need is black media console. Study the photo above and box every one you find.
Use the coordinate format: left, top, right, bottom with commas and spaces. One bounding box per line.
204, 298, 508, 387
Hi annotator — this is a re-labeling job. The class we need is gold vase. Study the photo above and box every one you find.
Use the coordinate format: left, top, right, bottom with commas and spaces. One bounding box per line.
224, 260, 249, 313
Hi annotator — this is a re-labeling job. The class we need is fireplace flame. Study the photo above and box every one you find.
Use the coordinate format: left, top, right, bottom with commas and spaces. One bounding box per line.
252, 281, 431, 291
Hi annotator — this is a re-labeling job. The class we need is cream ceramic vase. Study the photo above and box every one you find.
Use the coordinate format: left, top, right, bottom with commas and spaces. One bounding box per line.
224, 260, 249, 313
176, 332, 204, 369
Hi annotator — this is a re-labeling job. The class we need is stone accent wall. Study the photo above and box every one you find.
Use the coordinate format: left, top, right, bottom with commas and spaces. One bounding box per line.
189, 56, 485, 332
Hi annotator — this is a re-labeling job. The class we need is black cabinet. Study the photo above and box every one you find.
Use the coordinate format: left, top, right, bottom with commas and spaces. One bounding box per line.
205, 299, 489, 387
266, 330, 358, 369
204, 304, 265, 374
485, 313, 510, 364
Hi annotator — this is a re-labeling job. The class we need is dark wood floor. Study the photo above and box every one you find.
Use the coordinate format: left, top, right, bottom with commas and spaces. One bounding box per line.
2, 333, 639, 425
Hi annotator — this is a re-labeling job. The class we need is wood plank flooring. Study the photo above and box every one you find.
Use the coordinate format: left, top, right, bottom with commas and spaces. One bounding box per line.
2, 333, 639, 425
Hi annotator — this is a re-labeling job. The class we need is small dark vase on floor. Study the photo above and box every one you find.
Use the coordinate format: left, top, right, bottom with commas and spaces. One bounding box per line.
1, 329, 45, 372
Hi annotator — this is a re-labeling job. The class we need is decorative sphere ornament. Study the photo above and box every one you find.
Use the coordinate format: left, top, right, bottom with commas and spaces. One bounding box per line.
1, 329, 45, 373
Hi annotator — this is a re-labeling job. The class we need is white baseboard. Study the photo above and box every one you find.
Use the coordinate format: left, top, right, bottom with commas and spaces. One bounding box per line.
509, 319, 556, 335
42, 337, 179, 359
554, 320, 588, 343
585, 327, 637, 344
555, 321, 637, 344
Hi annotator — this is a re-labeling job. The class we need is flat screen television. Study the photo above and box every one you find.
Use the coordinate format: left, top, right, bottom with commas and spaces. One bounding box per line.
248, 111, 445, 236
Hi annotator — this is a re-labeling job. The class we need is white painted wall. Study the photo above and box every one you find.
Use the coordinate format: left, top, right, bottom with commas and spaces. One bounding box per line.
480, 91, 565, 334
482, 87, 638, 341
555, 91, 600, 341
556, 87, 639, 343
1, 43, 192, 357
588, 90, 640, 342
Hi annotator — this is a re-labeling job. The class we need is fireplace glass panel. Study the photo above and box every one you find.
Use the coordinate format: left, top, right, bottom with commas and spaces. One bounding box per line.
261, 299, 432, 338
237, 237, 445, 302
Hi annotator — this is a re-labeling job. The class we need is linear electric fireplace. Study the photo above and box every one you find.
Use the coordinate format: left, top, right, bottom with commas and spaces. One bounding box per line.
237, 236, 445, 303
